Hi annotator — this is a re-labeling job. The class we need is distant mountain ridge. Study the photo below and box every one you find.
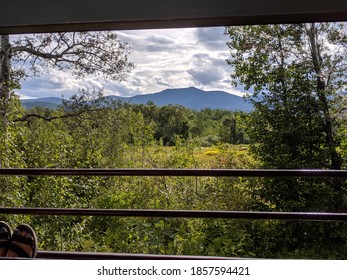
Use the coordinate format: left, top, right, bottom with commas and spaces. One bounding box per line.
20, 87, 253, 112
20, 97, 63, 109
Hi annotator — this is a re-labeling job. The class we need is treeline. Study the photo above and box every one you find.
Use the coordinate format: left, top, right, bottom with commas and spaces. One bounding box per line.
131, 102, 250, 146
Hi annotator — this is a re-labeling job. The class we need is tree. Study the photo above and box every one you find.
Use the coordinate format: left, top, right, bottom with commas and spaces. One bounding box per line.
225, 23, 347, 258
219, 111, 250, 144
0, 31, 134, 173
137, 104, 192, 146
226, 23, 346, 170
0, 31, 134, 119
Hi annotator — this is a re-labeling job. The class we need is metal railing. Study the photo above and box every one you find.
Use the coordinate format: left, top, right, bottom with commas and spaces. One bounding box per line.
1, 168, 346, 259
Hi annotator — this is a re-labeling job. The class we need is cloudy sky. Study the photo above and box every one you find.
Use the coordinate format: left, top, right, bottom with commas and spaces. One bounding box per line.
18, 27, 246, 99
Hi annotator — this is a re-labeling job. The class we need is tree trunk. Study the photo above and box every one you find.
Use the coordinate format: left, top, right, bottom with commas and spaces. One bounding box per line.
306, 23, 344, 212
305, 23, 342, 170
0, 34, 12, 119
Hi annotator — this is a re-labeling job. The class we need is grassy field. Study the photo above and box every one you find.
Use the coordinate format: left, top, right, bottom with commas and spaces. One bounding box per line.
140, 144, 254, 169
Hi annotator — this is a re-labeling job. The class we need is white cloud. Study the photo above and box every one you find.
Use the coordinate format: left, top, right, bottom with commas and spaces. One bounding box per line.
18, 27, 243, 98
195, 27, 228, 50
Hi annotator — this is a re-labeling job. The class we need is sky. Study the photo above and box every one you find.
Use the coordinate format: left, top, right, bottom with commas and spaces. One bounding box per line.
17, 27, 247, 99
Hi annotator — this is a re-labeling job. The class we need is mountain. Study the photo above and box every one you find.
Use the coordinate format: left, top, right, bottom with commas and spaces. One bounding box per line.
20, 97, 64, 109
20, 87, 253, 112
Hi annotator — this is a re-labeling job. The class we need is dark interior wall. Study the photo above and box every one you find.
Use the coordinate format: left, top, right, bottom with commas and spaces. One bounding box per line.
1, 0, 347, 33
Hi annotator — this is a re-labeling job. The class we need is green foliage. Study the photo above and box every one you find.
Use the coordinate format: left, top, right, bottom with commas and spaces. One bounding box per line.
0, 93, 259, 257
131, 105, 251, 146
225, 22, 347, 258
2, 91, 346, 258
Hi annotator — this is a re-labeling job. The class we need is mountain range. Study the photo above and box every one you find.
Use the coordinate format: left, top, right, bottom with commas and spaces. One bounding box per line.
20, 87, 253, 112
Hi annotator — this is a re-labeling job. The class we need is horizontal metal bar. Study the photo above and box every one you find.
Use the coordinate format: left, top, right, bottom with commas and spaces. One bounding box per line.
36, 251, 235, 260
1, 168, 347, 178
1, 207, 347, 221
